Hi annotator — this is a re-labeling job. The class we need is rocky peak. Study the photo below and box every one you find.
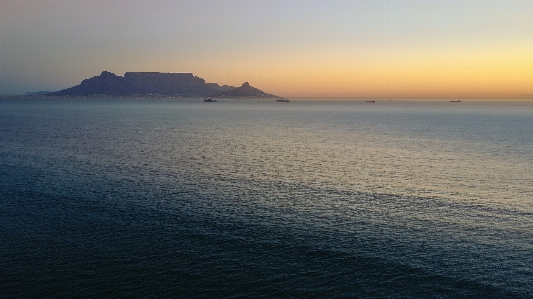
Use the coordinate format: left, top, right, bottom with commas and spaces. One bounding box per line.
219, 81, 276, 98
100, 71, 116, 78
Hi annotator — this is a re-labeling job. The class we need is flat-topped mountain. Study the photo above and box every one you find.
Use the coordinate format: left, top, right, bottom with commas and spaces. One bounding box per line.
47, 71, 279, 98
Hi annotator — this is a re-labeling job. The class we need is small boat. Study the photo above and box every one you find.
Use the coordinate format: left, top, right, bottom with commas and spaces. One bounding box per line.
449, 99, 461, 102
365, 100, 375, 103
204, 98, 217, 102
276, 98, 290, 102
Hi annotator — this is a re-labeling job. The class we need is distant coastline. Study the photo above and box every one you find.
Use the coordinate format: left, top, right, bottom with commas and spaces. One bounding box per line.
45, 71, 281, 99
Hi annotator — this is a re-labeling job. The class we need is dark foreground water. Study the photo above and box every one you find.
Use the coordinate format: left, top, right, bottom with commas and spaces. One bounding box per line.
1, 98, 532, 298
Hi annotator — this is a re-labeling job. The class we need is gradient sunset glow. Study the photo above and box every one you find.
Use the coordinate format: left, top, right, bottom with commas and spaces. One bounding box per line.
1, 0, 532, 99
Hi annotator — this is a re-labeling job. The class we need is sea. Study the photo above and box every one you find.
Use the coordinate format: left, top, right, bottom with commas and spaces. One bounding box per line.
1, 97, 532, 298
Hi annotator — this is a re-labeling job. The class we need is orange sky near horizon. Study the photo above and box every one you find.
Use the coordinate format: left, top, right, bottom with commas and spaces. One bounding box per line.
194, 40, 533, 99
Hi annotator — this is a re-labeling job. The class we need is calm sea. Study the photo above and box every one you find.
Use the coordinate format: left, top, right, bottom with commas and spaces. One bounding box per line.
1, 98, 532, 298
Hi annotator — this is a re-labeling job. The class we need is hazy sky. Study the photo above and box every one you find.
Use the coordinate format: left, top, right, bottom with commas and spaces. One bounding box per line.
1, 0, 532, 98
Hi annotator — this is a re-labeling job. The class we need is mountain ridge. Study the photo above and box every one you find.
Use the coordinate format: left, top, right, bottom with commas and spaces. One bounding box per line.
47, 71, 279, 98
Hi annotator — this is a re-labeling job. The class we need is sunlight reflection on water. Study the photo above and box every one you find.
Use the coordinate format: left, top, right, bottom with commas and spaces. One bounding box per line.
1, 98, 532, 297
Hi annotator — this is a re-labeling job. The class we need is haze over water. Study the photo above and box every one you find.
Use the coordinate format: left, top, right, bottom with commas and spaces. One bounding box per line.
1, 98, 532, 298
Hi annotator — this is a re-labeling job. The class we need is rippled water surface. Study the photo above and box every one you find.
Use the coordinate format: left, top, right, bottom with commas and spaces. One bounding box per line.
1, 98, 532, 298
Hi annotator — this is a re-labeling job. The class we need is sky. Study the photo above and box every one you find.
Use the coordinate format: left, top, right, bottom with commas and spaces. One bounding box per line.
1, 0, 532, 99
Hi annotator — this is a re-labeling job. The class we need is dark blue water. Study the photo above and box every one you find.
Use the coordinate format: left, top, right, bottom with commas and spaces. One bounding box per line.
1, 98, 532, 298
